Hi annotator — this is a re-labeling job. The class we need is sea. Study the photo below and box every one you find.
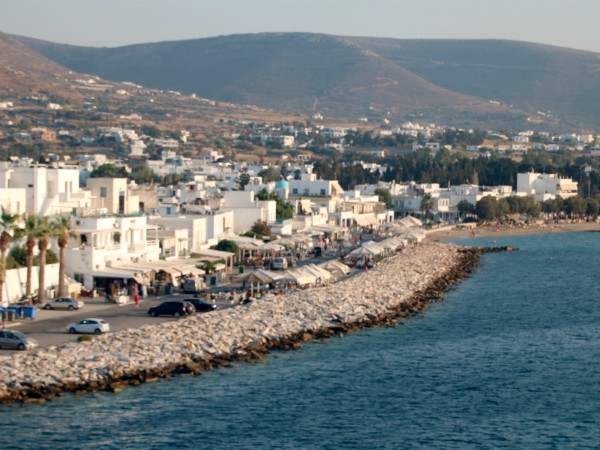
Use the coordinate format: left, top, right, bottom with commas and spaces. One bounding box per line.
1, 231, 599, 449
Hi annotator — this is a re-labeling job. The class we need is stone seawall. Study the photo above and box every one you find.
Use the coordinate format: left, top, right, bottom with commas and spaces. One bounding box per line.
0, 242, 508, 405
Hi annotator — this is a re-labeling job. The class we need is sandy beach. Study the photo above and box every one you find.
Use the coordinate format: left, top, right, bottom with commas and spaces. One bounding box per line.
427, 221, 600, 241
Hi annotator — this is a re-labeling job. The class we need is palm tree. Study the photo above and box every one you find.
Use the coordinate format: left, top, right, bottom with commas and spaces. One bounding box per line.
0, 208, 19, 304
34, 216, 56, 305
19, 214, 41, 305
53, 215, 76, 297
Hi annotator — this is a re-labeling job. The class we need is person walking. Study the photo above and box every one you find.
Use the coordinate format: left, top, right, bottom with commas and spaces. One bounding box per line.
133, 283, 140, 307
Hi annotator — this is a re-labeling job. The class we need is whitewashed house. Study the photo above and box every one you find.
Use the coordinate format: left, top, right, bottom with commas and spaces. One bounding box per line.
516, 172, 578, 201
66, 215, 160, 289
0, 160, 91, 215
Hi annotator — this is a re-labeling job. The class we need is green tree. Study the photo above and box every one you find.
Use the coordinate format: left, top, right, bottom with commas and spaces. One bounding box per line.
521, 196, 541, 217
586, 198, 600, 218
255, 189, 293, 220
476, 196, 500, 221
565, 196, 587, 216
457, 200, 475, 218
89, 164, 129, 178
131, 167, 161, 184
237, 169, 251, 190
374, 188, 392, 208
141, 125, 161, 138
215, 239, 239, 255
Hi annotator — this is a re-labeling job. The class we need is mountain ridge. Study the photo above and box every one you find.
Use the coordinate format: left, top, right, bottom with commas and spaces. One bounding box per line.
8, 32, 600, 129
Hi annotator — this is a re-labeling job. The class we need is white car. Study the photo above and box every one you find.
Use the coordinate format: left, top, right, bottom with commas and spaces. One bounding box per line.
43, 297, 85, 311
66, 318, 110, 334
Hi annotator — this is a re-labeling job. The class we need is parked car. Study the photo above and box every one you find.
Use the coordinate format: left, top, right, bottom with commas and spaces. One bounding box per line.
0, 330, 38, 351
43, 297, 84, 311
147, 301, 194, 317
183, 298, 217, 312
182, 278, 205, 294
66, 318, 110, 334
270, 257, 288, 270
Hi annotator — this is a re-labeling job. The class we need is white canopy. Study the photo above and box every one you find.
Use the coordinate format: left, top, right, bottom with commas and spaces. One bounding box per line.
349, 245, 385, 257
257, 242, 285, 252
302, 264, 333, 282
285, 268, 317, 286
318, 260, 350, 275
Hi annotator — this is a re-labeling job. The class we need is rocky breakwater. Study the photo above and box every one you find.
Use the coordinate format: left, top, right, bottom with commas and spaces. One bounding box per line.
0, 242, 494, 404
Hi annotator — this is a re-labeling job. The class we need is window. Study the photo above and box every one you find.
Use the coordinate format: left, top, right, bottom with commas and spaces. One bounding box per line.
100, 187, 107, 198
292, 188, 298, 195
320, 189, 326, 196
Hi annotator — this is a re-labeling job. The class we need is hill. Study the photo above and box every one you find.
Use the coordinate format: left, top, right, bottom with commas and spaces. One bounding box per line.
9, 32, 600, 129
13, 33, 526, 128
0, 31, 83, 101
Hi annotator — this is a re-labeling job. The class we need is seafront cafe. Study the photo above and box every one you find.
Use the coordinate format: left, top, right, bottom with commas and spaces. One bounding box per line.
91, 267, 152, 302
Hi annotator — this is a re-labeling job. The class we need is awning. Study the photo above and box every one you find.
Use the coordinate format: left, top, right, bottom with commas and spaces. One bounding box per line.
192, 248, 236, 259
157, 267, 181, 276
178, 266, 206, 277
354, 215, 378, 227
93, 268, 139, 280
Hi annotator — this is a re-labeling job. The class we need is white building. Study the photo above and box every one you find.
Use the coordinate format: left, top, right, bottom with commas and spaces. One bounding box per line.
288, 172, 343, 198
87, 178, 140, 215
148, 215, 208, 253
130, 139, 147, 156
154, 138, 180, 148
516, 172, 578, 201
0, 161, 91, 215
66, 215, 160, 289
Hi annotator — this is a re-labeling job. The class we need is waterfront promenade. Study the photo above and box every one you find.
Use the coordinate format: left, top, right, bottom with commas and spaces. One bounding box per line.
0, 241, 482, 404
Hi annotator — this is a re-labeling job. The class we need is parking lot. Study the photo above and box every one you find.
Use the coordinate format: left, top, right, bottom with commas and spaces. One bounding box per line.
0, 293, 232, 353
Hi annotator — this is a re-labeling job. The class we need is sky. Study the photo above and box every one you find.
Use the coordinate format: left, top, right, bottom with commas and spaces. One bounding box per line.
1, 0, 599, 53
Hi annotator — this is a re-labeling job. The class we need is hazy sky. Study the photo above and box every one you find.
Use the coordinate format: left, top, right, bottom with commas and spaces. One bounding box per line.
1, 0, 599, 53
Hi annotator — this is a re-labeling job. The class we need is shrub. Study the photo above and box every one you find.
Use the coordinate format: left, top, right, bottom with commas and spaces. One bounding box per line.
77, 335, 92, 342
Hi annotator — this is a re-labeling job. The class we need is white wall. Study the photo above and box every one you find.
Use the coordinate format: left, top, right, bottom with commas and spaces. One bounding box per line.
2, 264, 59, 306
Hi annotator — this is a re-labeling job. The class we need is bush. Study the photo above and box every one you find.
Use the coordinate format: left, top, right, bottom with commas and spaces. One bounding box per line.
77, 335, 92, 342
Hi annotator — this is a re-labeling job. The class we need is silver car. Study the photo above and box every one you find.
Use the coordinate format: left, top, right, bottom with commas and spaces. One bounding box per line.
0, 330, 38, 350
43, 297, 84, 311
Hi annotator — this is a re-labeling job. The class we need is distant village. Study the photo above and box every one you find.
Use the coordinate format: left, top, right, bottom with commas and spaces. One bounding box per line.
0, 94, 594, 305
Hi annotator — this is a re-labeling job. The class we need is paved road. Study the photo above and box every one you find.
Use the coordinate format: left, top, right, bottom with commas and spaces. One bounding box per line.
0, 293, 234, 354
1, 253, 357, 354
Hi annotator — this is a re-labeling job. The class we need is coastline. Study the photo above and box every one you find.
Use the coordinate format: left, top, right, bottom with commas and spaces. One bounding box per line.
426, 221, 600, 241
0, 242, 504, 405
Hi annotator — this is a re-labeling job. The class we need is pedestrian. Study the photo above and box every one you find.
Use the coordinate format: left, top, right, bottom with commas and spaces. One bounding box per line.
133, 283, 140, 307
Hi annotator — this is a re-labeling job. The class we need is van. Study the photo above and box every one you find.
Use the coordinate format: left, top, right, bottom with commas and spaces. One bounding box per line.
271, 257, 288, 270
183, 278, 205, 294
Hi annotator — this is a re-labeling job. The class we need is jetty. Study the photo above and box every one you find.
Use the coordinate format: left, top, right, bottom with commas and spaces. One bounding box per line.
0, 242, 505, 404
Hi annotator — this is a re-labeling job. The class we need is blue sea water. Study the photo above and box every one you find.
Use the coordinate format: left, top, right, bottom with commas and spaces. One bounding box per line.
1, 232, 600, 449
